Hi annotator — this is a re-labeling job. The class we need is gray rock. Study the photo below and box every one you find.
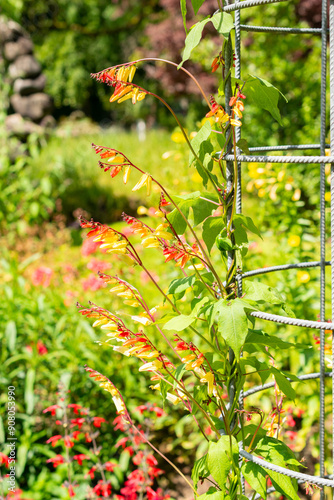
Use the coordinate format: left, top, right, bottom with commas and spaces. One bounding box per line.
4, 37, 33, 62
5, 113, 44, 138
39, 114, 56, 129
8, 55, 41, 79
13, 74, 46, 95
0, 18, 25, 43
10, 93, 53, 121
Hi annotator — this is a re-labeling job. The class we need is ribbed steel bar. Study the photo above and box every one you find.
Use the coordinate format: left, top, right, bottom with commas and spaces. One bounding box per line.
248, 144, 330, 151
250, 311, 334, 330
223, 0, 286, 12
319, 0, 328, 493
243, 372, 332, 398
330, 0, 334, 492
223, 153, 334, 163
240, 449, 334, 488
242, 261, 331, 278
234, 4, 245, 493
240, 24, 324, 34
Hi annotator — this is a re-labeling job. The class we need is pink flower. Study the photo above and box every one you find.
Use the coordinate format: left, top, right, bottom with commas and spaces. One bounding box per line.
81, 238, 101, 257
31, 266, 53, 287
82, 274, 106, 291
87, 258, 110, 273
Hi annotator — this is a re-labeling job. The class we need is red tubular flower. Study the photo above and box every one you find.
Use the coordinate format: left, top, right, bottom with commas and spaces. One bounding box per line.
146, 454, 158, 467
132, 451, 144, 465
43, 405, 61, 416
148, 467, 164, 478
93, 481, 112, 497
37, 340, 48, 355
151, 406, 165, 418
72, 431, 81, 440
73, 454, 89, 466
46, 455, 65, 468
104, 461, 117, 472
71, 417, 85, 429
68, 404, 82, 415
68, 484, 76, 497
64, 436, 74, 448
46, 435, 63, 447
116, 437, 128, 449
0, 453, 9, 468
92, 417, 107, 428
113, 415, 126, 432
85, 432, 92, 443
85, 466, 97, 479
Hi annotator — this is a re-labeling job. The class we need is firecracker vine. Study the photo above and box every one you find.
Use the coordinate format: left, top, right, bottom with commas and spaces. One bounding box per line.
77, 2, 309, 499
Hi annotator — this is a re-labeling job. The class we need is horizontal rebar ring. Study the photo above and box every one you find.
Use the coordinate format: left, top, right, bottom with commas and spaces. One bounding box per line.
250, 311, 334, 329
242, 261, 331, 278
222, 154, 334, 163
223, 0, 286, 11
239, 449, 334, 488
240, 24, 323, 34
248, 144, 330, 151
243, 372, 333, 398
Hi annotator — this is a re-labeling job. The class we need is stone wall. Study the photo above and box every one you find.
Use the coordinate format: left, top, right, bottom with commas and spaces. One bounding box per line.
0, 17, 55, 141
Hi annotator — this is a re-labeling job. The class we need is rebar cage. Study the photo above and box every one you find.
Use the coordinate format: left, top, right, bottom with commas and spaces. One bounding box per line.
221, 0, 334, 496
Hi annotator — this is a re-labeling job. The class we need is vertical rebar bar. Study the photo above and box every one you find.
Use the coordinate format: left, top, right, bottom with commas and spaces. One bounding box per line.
320, 1, 328, 497
330, 0, 334, 495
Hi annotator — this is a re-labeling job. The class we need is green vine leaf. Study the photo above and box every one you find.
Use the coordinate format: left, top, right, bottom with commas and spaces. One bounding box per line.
211, 12, 234, 37
246, 74, 288, 126
243, 280, 284, 305
197, 487, 225, 500
233, 214, 262, 239
179, 17, 211, 68
191, 454, 210, 491
202, 217, 226, 254
241, 461, 267, 499
189, 120, 212, 165
214, 298, 258, 359
163, 314, 196, 331
180, 0, 187, 32
168, 191, 217, 235
179, 13, 233, 67
191, 0, 206, 15
271, 367, 296, 399
236, 138, 250, 155
207, 435, 238, 489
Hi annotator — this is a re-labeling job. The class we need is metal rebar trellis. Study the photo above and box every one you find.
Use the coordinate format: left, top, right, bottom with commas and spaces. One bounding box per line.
221, 0, 334, 496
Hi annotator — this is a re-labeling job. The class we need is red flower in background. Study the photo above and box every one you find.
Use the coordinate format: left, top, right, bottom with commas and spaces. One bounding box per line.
81, 238, 102, 257
93, 480, 112, 497
31, 266, 53, 287
73, 454, 89, 466
92, 417, 107, 428
68, 404, 82, 414
37, 340, 48, 355
43, 405, 61, 416
0, 452, 9, 468
46, 455, 65, 468
46, 435, 63, 447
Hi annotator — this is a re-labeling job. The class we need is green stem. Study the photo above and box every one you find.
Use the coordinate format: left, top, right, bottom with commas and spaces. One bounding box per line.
165, 368, 221, 438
